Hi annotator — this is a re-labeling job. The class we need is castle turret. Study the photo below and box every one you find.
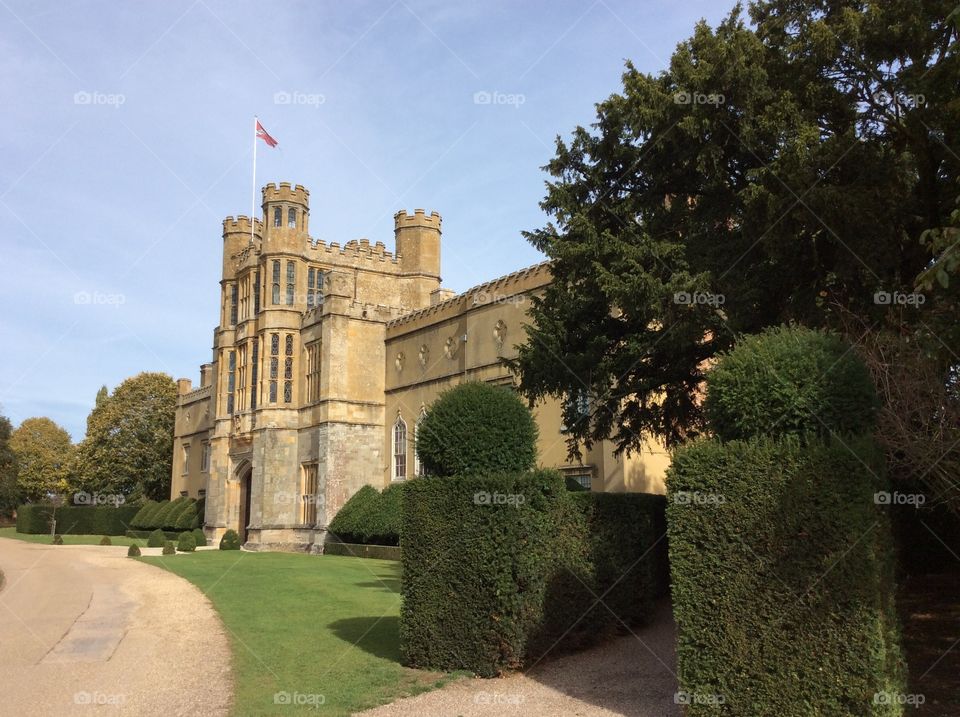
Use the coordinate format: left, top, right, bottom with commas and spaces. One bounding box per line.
221, 216, 262, 280
395, 209, 441, 309
262, 182, 309, 255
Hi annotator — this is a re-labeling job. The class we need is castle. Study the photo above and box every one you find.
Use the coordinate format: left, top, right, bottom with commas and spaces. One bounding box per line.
171, 182, 668, 551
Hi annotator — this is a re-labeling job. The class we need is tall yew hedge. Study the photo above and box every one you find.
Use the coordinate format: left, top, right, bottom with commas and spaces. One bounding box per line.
668, 326, 905, 715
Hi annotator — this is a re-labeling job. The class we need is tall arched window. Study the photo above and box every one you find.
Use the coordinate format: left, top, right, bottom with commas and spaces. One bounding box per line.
273, 207, 282, 227
392, 415, 407, 481
287, 207, 297, 228
414, 408, 427, 477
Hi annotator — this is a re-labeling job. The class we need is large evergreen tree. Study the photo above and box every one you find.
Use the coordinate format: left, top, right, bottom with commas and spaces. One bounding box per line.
0, 413, 20, 515
73, 373, 177, 500
514, 1, 959, 458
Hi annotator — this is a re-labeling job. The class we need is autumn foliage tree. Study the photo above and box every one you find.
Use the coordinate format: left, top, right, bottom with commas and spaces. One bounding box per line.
9, 417, 75, 501
73, 372, 177, 501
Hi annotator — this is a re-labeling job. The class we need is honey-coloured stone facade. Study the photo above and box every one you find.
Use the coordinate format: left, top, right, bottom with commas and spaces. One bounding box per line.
171, 182, 667, 551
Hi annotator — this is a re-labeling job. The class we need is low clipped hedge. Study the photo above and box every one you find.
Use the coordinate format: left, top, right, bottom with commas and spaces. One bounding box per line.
328, 483, 403, 546
177, 532, 196, 552
400, 470, 666, 676
667, 436, 905, 716
16, 504, 140, 536
130, 500, 162, 529
129, 497, 203, 531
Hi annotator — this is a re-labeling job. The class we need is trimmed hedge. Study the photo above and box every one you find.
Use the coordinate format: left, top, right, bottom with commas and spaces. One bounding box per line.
127, 544, 141, 557
162, 540, 175, 555
126, 529, 180, 540
130, 500, 161, 529
191, 527, 207, 547
667, 436, 905, 715
704, 325, 878, 442
415, 382, 538, 476
220, 529, 241, 550
147, 528, 166, 548
177, 532, 196, 552
16, 504, 140, 536
400, 470, 666, 676
328, 484, 404, 546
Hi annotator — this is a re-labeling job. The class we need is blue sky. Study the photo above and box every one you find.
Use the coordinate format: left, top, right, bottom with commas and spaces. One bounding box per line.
0, 0, 732, 439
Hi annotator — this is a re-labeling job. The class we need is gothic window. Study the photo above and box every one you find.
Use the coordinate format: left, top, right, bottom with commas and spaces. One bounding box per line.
181, 444, 190, 474
273, 207, 281, 227
253, 270, 261, 314
393, 415, 407, 481
272, 260, 281, 304
226, 350, 236, 415
414, 408, 427, 477
285, 261, 295, 305
200, 442, 211, 473
284, 334, 294, 403
229, 284, 238, 326
288, 207, 297, 228
236, 343, 247, 412
250, 339, 259, 411
301, 463, 318, 526
269, 333, 279, 403
306, 341, 321, 403
560, 389, 592, 434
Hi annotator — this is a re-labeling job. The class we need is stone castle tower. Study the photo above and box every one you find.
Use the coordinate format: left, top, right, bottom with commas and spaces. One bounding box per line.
172, 182, 444, 550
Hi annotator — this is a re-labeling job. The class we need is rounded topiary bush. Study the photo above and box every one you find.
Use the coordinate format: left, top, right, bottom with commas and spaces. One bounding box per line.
147, 528, 166, 548
704, 325, 879, 442
127, 544, 141, 557
99, 536, 112, 546
219, 529, 241, 550
162, 540, 175, 555
177, 532, 196, 552
191, 527, 207, 547
416, 382, 538, 476
130, 500, 159, 529
52, 534, 63, 545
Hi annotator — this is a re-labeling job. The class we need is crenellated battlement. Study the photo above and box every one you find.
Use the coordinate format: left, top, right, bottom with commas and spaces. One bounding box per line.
262, 181, 309, 208
305, 237, 399, 265
394, 209, 441, 230
223, 216, 263, 235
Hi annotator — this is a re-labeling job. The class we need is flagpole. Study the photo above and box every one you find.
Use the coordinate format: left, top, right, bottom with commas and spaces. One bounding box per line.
251, 115, 257, 245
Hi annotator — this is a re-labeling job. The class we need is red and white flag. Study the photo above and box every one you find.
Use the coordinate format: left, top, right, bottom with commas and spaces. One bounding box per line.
256, 120, 278, 147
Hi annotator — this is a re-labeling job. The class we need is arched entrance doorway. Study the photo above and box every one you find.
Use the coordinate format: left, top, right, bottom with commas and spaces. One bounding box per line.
237, 464, 253, 544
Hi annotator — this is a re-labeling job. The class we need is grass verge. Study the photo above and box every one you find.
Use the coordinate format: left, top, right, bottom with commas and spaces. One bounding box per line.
0, 526, 144, 546
141, 551, 457, 716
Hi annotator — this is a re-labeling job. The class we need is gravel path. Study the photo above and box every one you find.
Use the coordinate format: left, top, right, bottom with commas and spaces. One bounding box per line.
0, 538, 232, 716
358, 601, 679, 717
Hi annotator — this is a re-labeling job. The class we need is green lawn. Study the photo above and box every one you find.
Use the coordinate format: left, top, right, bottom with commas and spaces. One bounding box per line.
0, 526, 144, 546
141, 551, 454, 716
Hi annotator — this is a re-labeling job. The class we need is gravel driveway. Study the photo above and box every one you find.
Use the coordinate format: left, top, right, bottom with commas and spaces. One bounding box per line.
358, 601, 679, 717
0, 538, 232, 716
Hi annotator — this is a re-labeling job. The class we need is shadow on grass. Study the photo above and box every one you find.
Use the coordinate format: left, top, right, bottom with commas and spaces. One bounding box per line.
354, 578, 401, 593
329, 616, 402, 662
